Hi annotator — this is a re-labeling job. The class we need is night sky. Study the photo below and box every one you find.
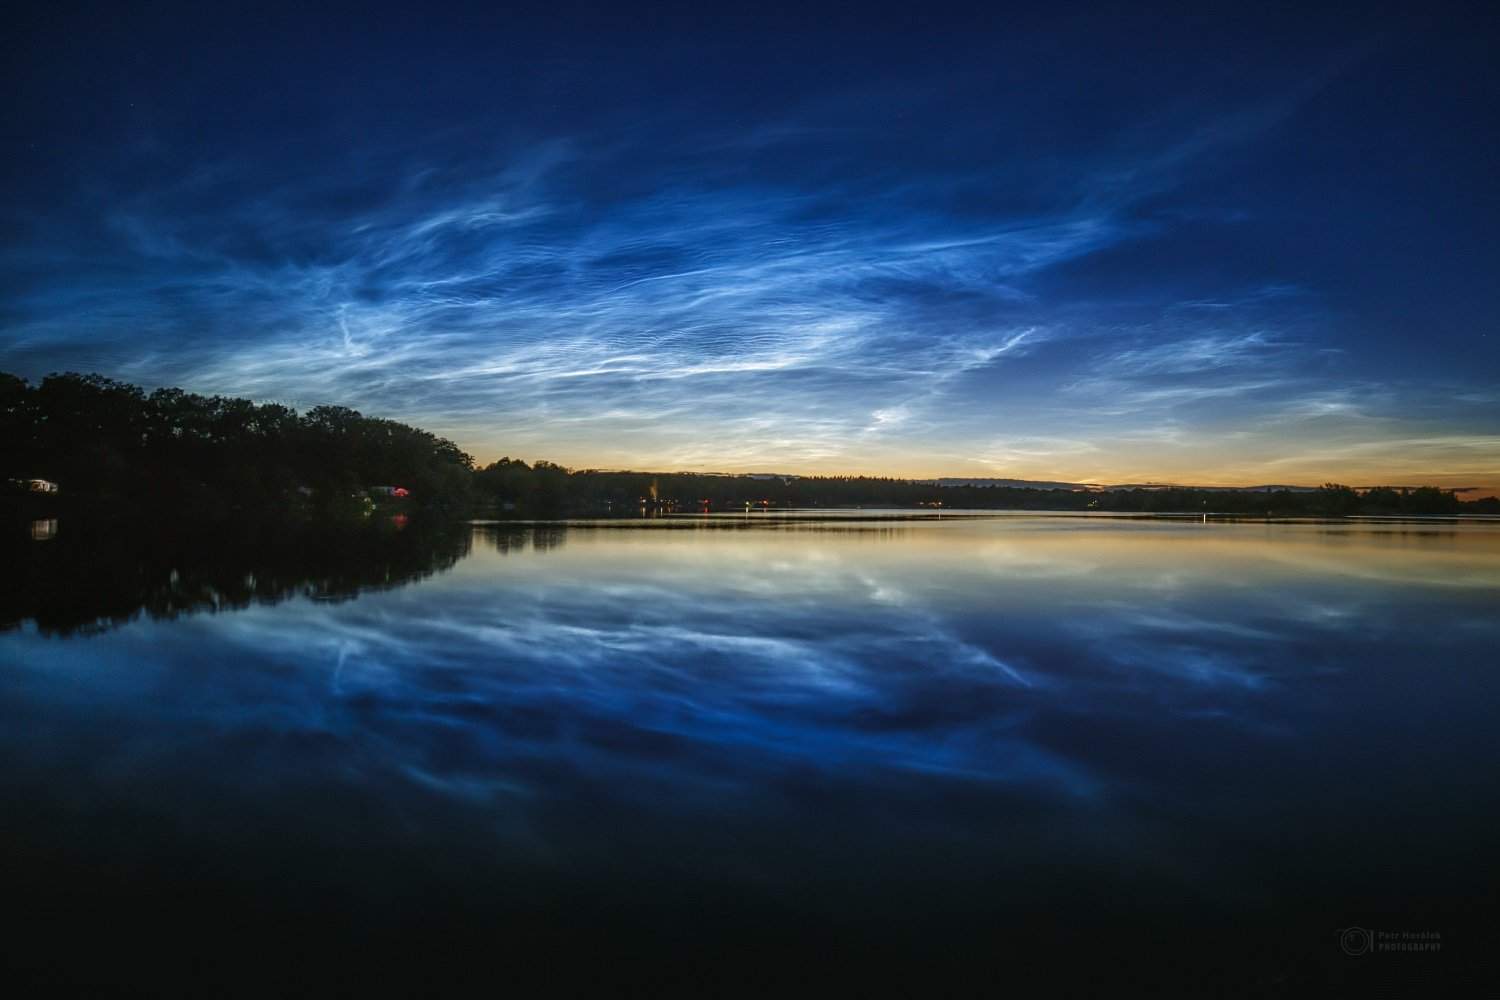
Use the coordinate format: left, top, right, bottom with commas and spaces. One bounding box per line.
3, 3, 1497, 489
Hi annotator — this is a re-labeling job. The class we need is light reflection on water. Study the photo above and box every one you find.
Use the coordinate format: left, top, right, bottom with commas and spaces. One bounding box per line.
1, 514, 1496, 988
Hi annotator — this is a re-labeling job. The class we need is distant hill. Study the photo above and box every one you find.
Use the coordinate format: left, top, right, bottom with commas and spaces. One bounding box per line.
920, 478, 1092, 490
1104, 483, 1322, 493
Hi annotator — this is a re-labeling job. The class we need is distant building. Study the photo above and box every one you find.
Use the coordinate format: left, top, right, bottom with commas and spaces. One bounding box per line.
8, 478, 59, 494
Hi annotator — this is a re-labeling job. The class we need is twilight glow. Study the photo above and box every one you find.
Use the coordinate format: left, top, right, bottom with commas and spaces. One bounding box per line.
2, 6, 1497, 490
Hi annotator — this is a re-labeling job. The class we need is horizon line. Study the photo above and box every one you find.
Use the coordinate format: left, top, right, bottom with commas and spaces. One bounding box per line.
495, 466, 1488, 493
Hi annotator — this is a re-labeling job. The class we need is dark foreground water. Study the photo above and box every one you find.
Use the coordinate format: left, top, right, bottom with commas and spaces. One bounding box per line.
2, 513, 1496, 994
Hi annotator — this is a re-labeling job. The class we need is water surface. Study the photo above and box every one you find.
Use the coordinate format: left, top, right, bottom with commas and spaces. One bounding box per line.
3, 514, 1495, 992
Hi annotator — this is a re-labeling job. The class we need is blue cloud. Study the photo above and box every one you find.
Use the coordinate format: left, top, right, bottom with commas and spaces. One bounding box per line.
1, 7, 1496, 485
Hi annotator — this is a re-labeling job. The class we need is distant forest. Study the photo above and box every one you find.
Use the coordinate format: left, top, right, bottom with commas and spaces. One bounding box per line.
4, 372, 1495, 517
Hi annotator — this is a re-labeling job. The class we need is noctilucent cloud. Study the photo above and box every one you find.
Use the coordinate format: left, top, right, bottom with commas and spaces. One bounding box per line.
3, 4, 1497, 490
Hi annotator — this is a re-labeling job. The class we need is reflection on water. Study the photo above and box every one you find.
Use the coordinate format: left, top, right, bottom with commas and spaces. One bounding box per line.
1, 516, 483, 635
1, 514, 1496, 992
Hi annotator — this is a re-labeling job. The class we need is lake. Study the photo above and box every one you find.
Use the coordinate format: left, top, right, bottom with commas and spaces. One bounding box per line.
3, 513, 1495, 993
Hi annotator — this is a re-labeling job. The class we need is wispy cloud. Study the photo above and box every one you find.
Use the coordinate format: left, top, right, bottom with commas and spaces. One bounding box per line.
2, 57, 1496, 487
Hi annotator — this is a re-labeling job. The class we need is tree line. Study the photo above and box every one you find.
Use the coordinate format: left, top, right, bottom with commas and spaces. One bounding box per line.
5, 371, 1494, 517
2, 371, 474, 513
471, 467, 1494, 516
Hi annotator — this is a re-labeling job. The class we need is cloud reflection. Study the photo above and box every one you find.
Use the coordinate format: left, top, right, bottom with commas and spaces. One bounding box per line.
2, 515, 1499, 938
7, 519, 1497, 813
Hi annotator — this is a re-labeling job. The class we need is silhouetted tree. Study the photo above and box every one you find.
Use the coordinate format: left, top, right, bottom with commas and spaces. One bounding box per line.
2, 371, 472, 511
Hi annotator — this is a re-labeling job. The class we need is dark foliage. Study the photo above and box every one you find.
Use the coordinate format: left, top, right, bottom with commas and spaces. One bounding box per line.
2, 372, 473, 511
473, 466, 1486, 518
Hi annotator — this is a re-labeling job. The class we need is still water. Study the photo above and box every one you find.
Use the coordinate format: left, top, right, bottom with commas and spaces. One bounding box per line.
3, 514, 1496, 992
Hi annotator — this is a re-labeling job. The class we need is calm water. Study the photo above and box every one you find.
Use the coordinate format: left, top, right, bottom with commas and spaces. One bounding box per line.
3, 513, 1496, 993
